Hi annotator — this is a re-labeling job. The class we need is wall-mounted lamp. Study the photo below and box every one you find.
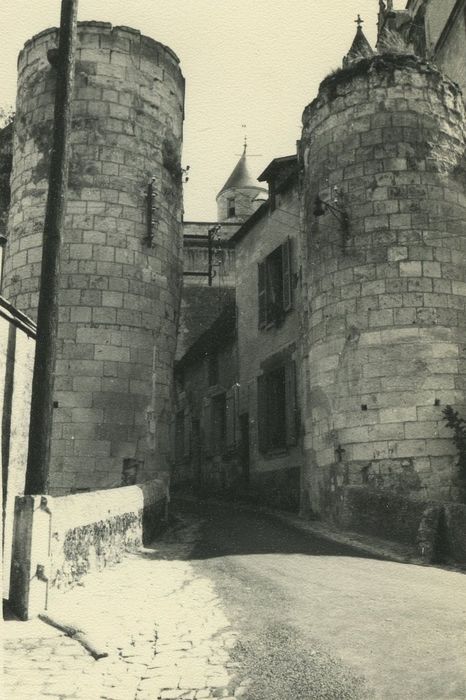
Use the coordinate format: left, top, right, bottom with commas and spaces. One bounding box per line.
313, 195, 349, 227
313, 193, 350, 252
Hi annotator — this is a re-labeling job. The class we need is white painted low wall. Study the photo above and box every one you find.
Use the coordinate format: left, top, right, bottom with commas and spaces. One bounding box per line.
9, 478, 169, 619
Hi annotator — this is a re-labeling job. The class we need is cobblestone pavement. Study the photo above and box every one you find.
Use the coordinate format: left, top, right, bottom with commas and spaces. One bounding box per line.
3, 516, 249, 700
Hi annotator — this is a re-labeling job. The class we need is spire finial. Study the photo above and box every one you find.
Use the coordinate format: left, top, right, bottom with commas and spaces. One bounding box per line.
355, 14, 364, 28
241, 123, 247, 154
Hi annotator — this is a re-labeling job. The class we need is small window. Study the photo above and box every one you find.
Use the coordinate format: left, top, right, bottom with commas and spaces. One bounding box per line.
121, 458, 141, 485
257, 360, 298, 453
227, 197, 236, 218
258, 238, 293, 329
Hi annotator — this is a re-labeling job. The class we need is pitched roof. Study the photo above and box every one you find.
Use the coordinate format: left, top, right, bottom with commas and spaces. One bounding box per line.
343, 25, 374, 67
217, 147, 266, 198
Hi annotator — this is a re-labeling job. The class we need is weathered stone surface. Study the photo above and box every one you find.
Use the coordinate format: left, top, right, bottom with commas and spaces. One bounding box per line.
300, 54, 466, 516
0, 121, 13, 238
2, 23, 185, 494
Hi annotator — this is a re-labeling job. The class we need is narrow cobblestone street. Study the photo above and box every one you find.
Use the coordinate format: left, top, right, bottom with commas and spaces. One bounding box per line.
4, 515, 246, 700
4, 501, 466, 699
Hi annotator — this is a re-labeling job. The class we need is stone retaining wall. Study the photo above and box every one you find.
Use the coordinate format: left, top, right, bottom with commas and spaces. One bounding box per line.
49, 479, 168, 590
9, 478, 168, 619
337, 485, 466, 566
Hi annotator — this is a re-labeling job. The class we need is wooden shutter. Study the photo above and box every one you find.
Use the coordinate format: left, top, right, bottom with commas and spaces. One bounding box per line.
282, 237, 293, 312
258, 261, 267, 329
257, 373, 268, 453
202, 396, 212, 456
284, 360, 298, 446
225, 386, 236, 450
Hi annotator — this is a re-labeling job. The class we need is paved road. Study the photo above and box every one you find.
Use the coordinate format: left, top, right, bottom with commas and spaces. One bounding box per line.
177, 499, 466, 700
3, 501, 466, 699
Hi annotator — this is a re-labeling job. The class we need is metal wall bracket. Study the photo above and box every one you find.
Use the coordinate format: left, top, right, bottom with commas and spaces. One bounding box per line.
146, 177, 159, 246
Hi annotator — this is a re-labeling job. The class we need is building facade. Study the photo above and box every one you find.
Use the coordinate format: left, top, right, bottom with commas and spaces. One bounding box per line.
173, 299, 240, 493
378, 0, 466, 98
233, 157, 302, 510
174, 6, 466, 522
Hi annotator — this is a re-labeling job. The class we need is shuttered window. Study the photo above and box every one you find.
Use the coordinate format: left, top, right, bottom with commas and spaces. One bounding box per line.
258, 238, 293, 329
282, 238, 292, 312
257, 359, 298, 453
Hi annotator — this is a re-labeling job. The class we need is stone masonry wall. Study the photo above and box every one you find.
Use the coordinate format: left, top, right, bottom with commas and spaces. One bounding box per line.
2, 23, 185, 495
48, 479, 168, 591
216, 186, 265, 223
0, 123, 13, 240
300, 54, 466, 517
434, 2, 466, 102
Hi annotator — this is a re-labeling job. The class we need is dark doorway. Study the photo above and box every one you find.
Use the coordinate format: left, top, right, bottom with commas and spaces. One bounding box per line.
239, 413, 250, 484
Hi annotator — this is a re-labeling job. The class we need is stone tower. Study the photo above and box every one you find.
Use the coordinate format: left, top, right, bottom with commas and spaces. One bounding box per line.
300, 51, 466, 515
216, 143, 267, 223
2, 22, 185, 494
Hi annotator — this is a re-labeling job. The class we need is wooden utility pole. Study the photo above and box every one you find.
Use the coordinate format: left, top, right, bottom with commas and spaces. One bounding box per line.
25, 0, 79, 494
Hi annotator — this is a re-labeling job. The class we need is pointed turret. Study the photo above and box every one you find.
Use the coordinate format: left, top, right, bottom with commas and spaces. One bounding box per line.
216, 142, 268, 222
343, 15, 374, 68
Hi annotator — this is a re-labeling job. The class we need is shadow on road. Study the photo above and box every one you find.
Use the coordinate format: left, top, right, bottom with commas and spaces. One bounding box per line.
139, 498, 387, 563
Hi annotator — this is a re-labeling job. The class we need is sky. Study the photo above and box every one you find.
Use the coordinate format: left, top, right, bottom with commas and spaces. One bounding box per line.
0, 1, 402, 220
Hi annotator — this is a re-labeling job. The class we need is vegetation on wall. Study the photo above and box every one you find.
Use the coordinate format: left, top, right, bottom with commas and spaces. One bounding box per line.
0, 105, 15, 128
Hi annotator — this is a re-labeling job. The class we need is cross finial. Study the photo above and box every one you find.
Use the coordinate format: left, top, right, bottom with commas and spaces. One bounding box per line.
241, 124, 247, 154
355, 14, 363, 28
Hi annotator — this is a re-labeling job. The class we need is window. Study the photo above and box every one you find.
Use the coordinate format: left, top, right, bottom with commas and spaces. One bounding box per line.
258, 238, 292, 329
202, 386, 238, 456
227, 197, 236, 218
257, 360, 298, 453
121, 458, 142, 485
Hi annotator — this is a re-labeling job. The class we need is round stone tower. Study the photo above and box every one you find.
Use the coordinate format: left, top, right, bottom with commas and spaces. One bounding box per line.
300, 54, 466, 514
3, 22, 185, 494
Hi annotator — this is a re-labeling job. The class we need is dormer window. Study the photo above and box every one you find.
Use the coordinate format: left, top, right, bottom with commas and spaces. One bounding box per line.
227, 197, 236, 218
